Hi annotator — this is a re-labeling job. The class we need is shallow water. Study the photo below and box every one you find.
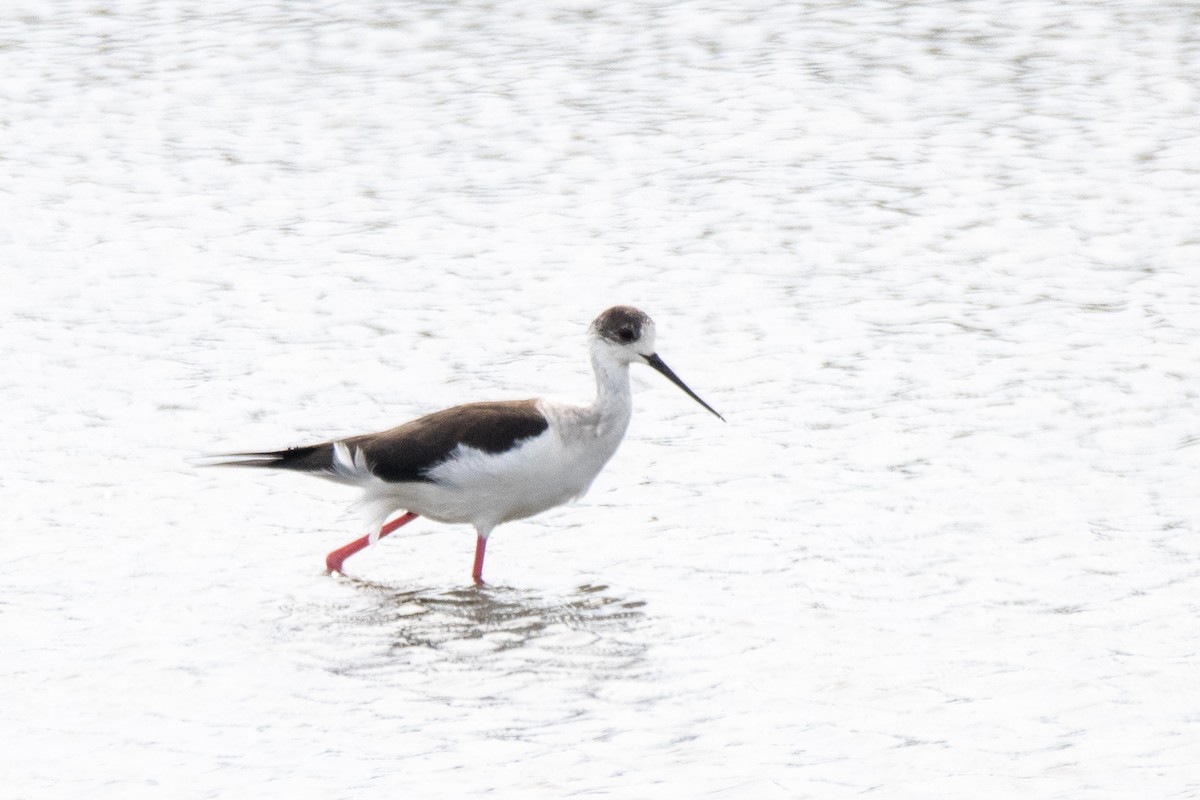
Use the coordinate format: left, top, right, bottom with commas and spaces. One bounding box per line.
3, 1, 1199, 797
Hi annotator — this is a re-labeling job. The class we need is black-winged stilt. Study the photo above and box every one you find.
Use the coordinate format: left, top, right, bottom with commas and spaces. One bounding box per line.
202, 306, 722, 584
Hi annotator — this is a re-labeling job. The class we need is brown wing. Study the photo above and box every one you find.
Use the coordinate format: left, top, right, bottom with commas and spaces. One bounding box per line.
351, 399, 549, 483
206, 399, 549, 484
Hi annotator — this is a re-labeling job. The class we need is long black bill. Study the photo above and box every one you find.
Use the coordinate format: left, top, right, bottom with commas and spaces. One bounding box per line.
643, 353, 725, 421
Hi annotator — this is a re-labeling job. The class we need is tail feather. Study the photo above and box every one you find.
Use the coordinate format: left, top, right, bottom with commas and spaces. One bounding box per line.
191, 443, 336, 473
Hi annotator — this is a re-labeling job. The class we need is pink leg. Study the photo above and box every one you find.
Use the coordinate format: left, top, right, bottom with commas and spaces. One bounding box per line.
471, 534, 487, 586
325, 511, 419, 574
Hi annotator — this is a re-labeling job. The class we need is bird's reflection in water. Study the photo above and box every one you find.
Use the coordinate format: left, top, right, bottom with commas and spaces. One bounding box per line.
283, 579, 649, 678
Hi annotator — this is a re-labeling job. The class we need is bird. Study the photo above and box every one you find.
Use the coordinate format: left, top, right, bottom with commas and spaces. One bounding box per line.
201, 305, 723, 584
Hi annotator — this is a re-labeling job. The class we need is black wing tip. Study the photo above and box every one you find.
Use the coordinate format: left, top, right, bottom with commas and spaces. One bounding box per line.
187, 452, 285, 468
190, 443, 338, 474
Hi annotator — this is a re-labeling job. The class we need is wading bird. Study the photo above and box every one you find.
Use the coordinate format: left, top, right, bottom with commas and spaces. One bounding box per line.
203, 306, 722, 583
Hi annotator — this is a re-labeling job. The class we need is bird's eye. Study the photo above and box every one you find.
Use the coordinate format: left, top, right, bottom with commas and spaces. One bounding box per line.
617, 327, 636, 343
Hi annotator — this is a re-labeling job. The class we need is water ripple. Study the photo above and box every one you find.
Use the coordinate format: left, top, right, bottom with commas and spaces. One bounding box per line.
274, 580, 649, 680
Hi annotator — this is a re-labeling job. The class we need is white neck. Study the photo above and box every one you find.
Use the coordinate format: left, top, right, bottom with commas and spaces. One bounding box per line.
587, 343, 634, 438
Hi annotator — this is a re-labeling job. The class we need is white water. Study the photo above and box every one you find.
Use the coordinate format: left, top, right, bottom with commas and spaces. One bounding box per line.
3, 1, 1199, 797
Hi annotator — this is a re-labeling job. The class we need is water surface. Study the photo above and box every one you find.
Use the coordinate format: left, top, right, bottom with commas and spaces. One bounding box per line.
3, 1, 1198, 797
